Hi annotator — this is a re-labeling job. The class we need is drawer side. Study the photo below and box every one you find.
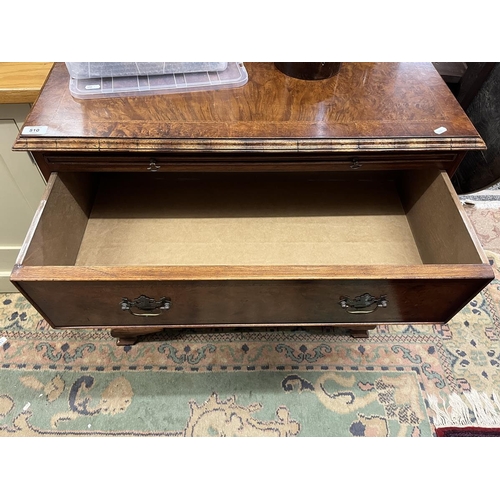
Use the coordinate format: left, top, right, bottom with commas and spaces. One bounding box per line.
17, 172, 96, 267
399, 169, 488, 265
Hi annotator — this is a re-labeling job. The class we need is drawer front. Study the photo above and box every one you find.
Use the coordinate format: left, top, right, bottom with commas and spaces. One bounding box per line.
16, 277, 489, 328
38, 151, 459, 174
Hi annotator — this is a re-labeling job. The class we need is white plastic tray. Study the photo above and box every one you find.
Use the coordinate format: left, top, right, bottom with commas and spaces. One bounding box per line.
69, 62, 248, 99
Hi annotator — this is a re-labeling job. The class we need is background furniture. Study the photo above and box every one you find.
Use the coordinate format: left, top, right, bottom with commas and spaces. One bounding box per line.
451, 63, 500, 194
0, 62, 52, 291
432, 62, 500, 194
432, 62, 495, 109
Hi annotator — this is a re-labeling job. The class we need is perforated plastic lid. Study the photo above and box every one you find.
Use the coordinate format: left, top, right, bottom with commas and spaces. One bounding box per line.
69, 62, 247, 99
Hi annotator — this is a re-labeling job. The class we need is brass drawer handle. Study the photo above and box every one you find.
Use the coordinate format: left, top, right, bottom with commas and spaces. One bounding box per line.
350, 158, 363, 169
339, 293, 387, 314
120, 295, 171, 317
147, 158, 160, 171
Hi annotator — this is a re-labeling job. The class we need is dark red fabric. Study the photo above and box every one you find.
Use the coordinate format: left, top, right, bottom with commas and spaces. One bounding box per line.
436, 426, 500, 437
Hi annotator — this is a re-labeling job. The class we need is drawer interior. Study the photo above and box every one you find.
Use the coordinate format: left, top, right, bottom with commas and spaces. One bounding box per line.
20, 169, 485, 268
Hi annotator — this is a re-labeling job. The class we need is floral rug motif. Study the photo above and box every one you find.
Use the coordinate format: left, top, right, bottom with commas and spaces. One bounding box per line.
1, 251, 499, 437
464, 205, 500, 254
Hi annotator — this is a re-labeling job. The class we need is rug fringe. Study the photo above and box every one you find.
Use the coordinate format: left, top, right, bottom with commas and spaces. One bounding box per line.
463, 390, 500, 426
429, 390, 500, 428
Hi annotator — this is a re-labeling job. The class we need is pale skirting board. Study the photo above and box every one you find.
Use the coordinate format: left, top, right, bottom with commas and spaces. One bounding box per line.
0, 273, 17, 292
429, 390, 500, 428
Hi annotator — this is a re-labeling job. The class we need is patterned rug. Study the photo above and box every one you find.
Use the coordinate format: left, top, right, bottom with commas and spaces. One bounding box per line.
464, 204, 500, 254
1, 250, 499, 437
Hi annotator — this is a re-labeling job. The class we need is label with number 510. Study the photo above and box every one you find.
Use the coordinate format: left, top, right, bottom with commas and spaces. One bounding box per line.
22, 126, 48, 135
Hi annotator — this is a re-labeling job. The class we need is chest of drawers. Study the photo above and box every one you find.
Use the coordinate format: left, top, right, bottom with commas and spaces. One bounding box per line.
10, 62, 494, 345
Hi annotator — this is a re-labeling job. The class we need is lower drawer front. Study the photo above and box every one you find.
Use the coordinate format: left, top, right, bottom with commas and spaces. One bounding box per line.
17, 277, 486, 328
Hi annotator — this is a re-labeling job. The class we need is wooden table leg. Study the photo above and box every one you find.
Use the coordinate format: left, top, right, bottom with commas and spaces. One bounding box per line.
349, 325, 376, 339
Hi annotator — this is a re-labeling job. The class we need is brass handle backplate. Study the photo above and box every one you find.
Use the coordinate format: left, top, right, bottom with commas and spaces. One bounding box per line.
350, 158, 363, 170
147, 158, 160, 171
339, 293, 387, 314
120, 295, 171, 317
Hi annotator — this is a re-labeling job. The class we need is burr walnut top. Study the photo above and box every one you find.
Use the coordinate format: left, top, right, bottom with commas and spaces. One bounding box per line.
14, 62, 484, 153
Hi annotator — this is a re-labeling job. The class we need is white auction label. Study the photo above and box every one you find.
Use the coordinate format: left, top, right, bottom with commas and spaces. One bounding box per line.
22, 126, 48, 135
434, 126, 448, 134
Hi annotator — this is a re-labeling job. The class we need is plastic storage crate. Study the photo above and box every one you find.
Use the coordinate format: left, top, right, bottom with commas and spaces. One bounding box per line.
68, 62, 248, 99
65, 62, 228, 79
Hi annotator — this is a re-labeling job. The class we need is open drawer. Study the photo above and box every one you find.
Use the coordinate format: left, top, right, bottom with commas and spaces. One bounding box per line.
11, 169, 494, 329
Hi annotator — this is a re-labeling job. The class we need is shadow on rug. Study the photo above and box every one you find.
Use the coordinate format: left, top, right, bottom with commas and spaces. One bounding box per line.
1, 251, 499, 437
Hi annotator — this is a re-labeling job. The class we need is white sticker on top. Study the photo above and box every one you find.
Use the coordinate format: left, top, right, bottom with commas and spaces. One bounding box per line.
22, 126, 48, 136
434, 126, 447, 135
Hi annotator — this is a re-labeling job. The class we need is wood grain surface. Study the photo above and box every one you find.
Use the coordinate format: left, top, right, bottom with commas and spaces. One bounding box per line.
0, 62, 53, 104
15, 62, 484, 153
13, 276, 493, 329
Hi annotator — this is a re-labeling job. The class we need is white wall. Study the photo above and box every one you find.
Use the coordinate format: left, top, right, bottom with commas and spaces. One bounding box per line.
0, 104, 45, 291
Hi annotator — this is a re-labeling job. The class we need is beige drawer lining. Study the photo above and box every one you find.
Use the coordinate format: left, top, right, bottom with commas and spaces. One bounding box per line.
75, 174, 422, 267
